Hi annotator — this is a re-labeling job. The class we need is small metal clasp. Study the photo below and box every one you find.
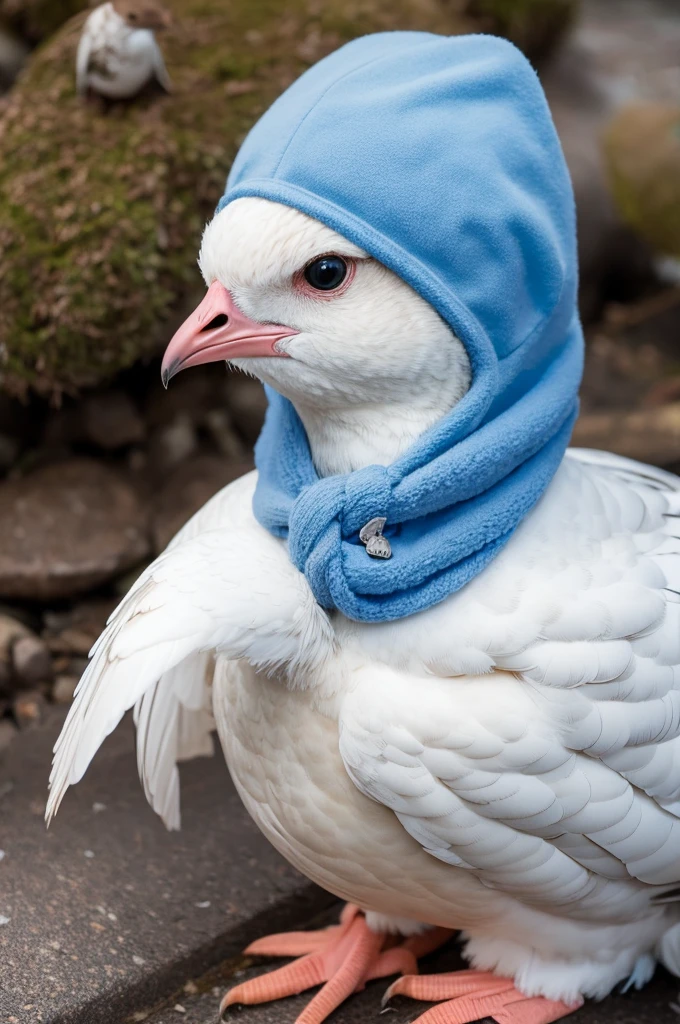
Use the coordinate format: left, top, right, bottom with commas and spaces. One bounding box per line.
359, 517, 391, 560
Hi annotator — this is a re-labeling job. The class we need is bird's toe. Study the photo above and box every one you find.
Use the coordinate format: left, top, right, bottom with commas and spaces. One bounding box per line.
383, 969, 582, 1024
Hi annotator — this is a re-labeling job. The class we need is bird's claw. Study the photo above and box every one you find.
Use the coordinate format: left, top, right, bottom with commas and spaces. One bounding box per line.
220, 905, 452, 1024
382, 969, 582, 1024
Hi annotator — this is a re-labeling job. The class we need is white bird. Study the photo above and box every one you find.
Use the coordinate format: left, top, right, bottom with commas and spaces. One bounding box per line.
76, 0, 171, 101
47, 197, 680, 1024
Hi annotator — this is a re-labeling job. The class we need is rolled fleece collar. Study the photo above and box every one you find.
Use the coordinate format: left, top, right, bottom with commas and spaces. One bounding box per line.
218, 31, 584, 622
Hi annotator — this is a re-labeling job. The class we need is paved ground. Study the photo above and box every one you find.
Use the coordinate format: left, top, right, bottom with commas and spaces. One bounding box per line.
0, 707, 333, 1024
140, 909, 680, 1024
2, 708, 680, 1024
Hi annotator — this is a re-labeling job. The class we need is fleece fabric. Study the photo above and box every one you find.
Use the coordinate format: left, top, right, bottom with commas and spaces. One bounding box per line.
218, 31, 584, 622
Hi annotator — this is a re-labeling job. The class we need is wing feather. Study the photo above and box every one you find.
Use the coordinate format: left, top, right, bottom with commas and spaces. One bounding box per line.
48, 471, 332, 826
341, 451, 680, 918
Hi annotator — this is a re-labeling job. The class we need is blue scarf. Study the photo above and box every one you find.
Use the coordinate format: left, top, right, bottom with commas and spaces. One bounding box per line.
219, 32, 584, 622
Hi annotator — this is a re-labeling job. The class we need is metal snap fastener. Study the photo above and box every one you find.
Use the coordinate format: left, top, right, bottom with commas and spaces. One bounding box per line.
359, 517, 392, 560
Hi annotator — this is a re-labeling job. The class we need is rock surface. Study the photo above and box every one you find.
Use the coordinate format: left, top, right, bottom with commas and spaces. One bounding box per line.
573, 402, 680, 468
82, 390, 145, 450
151, 455, 252, 553
0, 459, 149, 600
11, 632, 51, 685
539, 0, 680, 320
605, 105, 680, 259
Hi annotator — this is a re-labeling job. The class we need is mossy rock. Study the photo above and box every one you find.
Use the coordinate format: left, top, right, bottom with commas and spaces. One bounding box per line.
0, 0, 485, 398
464, 0, 577, 62
0, 0, 88, 44
604, 104, 680, 259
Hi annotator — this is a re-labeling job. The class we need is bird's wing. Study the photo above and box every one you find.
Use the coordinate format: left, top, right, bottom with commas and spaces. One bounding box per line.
151, 41, 172, 93
48, 471, 334, 828
75, 21, 95, 95
340, 452, 680, 917
131, 472, 257, 827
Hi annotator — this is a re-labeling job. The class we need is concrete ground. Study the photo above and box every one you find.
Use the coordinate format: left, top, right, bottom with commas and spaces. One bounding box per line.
2, 707, 679, 1024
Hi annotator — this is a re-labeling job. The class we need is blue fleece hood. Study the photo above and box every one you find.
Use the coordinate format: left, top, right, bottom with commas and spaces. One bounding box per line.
218, 31, 584, 622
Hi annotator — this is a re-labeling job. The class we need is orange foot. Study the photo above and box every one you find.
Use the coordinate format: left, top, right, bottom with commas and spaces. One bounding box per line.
220, 903, 452, 1024
384, 969, 583, 1024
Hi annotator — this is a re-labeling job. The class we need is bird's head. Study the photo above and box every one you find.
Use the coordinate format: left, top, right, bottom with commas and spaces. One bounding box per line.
113, 0, 172, 30
162, 198, 471, 473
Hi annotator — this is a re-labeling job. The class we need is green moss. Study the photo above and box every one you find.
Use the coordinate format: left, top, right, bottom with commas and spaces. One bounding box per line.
464, 0, 577, 61
604, 105, 680, 258
0, 0, 481, 397
1, 0, 567, 397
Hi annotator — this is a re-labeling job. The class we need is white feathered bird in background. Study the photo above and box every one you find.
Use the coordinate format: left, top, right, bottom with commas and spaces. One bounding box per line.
47, 197, 680, 1024
76, 0, 172, 100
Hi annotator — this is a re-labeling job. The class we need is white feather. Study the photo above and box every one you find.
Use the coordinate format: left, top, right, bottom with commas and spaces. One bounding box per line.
48, 199, 680, 1005
47, 473, 334, 826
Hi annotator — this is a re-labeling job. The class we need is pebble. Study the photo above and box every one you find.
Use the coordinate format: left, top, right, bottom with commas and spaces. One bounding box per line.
52, 675, 78, 705
12, 634, 52, 685
12, 690, 45, 729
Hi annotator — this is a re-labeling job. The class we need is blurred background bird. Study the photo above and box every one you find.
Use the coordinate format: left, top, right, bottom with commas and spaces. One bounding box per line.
76, 0, 172, 100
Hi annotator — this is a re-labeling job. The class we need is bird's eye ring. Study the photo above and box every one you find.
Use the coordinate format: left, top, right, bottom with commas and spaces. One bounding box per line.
303, 255, 348, 292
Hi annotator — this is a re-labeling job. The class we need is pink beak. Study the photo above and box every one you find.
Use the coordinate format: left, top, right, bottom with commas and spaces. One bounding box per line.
161, 281, 296, 386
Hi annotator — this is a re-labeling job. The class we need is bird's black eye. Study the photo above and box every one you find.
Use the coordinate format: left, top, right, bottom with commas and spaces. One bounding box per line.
303, 255, 347, 291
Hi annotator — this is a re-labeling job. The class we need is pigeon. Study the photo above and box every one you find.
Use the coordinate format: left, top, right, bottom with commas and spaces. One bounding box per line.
76, 0, 171, 100
49, 32, 680, 1024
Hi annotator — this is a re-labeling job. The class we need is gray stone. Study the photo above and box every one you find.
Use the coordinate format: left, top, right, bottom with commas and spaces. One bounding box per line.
82, 391, 145, 451
0, 706, 332, 1024
152, 456, 253, 554
52, 674, 78, 705
0, 459, 149, 600
12, 688, 46, 729
12, 633, 52, 686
